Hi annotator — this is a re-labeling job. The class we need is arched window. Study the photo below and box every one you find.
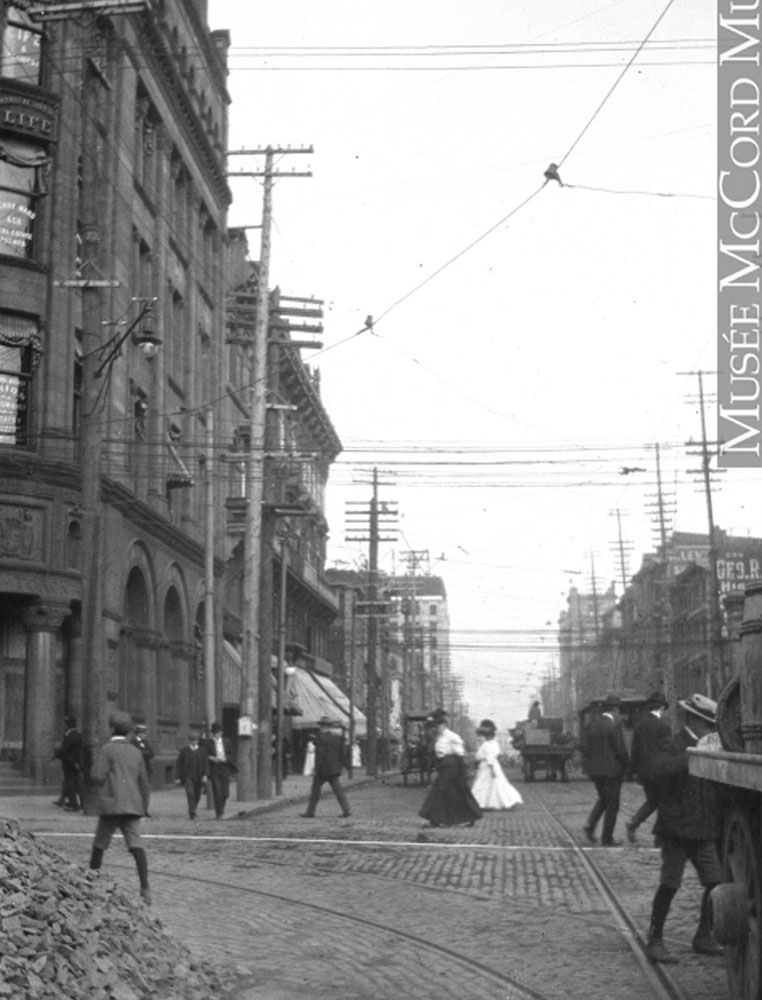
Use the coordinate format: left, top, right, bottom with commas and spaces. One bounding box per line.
120, 566, 151, 715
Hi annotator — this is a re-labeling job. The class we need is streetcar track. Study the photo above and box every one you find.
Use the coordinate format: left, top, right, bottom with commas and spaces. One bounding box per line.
102, 857, 559, 1000
56, 826, 686, 1000
31, 785, 692, 1000
531, 792, 690, 1000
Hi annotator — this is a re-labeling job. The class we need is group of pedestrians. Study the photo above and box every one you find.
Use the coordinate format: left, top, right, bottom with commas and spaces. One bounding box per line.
580, 689, 726, 965
418, 708, 522, 828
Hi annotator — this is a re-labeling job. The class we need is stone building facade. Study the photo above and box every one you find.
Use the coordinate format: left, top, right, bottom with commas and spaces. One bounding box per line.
0, 1, 234, 781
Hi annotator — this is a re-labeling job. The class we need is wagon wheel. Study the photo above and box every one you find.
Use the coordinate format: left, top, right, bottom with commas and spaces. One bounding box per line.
723, 808, 762, 1000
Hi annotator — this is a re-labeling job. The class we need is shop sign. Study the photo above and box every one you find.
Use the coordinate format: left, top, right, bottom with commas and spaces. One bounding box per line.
670, 542, 762, 594
0, 198, 35, 254
0, 87, 57, 143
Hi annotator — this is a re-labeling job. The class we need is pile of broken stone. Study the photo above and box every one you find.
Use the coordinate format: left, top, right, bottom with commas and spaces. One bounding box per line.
0, 818, 249, 999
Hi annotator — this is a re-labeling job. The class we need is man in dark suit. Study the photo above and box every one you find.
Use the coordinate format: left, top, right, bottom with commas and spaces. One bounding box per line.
581, 694, 630, 846
626, 691, 673, 843
54, 715, 84, 811
175, 730, 209, 820
205, 722, 236, 819
301, 716, 351, 818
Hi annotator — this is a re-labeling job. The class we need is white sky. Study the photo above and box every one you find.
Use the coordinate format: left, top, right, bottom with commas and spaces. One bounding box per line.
208, 0, 760, 730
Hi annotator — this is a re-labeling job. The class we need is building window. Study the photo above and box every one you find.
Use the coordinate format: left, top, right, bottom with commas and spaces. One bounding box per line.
0, 313, 41, 447
0, 139, 42, 258
1, 6, 43, 85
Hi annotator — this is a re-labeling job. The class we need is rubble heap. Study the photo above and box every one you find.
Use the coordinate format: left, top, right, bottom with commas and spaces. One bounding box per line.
0, 818, 247, 999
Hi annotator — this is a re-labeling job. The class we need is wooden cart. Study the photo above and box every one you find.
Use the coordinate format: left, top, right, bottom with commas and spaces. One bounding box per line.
511, 718, 575, 782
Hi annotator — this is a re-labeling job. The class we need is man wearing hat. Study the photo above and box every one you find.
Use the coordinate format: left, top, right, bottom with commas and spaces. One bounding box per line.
644, 693, 724, 964
625, 691, 673, 844
54, 715, 84, 812
205, 722, 237, 819
581, 694, 630, 846
301, 716, 351, 818
130, 722, 155, 782
88, 710, 152, 904
175, 730, 209, 820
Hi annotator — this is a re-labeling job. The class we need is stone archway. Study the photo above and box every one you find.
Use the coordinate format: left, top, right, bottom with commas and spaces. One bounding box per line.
120, 565, 154, 720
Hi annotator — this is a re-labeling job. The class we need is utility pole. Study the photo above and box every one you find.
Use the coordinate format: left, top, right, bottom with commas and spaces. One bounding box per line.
683, 371, 725, 696
609, 509, 632, 596
344, 471, 398, 775
227, 146, 312, 801
347, 588, 356, 778
696, 372, 725, 695
643, 443, 678, 722
72, 48, 119, 798
366, 470, 380, 775
400, 549, 429, 709
203, 407, 216, 726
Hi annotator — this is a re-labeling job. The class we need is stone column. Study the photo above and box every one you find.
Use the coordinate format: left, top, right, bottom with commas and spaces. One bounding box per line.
21, 601, 71, 782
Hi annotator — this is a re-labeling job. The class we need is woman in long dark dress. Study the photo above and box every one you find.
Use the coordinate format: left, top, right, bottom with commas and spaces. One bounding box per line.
418, 708, 483, 828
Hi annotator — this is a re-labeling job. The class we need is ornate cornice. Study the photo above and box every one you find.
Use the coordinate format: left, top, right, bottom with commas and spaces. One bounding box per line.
130, 13, 230, 209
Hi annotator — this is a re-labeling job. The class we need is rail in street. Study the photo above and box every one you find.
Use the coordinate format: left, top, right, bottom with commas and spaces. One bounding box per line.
24, 775, 728, 1000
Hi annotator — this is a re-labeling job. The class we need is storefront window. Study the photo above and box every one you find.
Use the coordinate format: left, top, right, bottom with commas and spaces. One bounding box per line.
0, 343, 30, 446
0, 139, 39, 257
0, 313, 41, 447
2, 6, 43, 85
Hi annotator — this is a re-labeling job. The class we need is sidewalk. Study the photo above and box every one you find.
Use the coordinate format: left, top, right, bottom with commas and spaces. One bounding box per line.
0, 766, 378, 826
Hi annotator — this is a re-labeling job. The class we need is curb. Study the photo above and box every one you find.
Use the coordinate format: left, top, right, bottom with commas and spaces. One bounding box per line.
229, 773, 393, 820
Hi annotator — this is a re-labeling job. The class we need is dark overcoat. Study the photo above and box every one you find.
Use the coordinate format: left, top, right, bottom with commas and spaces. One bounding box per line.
314, 730, 346, 779
652, 728, 722, 841
630, 711, 673, 780
581, 714, 629, 778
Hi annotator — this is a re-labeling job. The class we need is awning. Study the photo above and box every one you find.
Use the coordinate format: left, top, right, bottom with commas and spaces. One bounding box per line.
288, 668, 367, 736
307, 670, 367, 737
220, 647, 356, 730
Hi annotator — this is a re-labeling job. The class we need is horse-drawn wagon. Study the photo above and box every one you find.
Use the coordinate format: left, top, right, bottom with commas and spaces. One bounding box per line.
399, 713, 436, 786
510, 717, 575, 782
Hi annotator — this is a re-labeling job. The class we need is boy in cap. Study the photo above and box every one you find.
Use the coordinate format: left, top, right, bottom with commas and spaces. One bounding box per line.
626, 691, 673, 844
88, 710, 152, 904
644, 693, 724, 964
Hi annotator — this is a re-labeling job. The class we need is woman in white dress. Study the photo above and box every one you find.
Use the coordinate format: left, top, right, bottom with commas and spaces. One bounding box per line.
471, 719, 522, 811
303, 736, 316, 776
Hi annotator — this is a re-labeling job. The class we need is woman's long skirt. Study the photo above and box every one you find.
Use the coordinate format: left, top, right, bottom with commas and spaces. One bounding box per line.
418, 755, 483, 826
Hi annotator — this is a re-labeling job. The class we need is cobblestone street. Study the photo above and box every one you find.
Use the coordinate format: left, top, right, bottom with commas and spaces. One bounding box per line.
5, 769, 730, 1000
